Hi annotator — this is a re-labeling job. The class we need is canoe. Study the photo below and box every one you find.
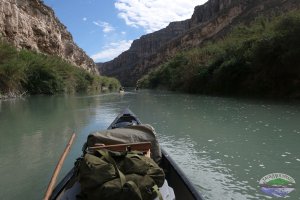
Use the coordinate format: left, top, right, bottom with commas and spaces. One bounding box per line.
50, 108, 203, 200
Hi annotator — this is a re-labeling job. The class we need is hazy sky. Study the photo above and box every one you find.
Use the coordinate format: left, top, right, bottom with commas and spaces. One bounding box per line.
43, 0, 208, 62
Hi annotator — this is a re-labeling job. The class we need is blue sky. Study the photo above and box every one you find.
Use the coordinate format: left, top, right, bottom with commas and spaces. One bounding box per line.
43, 0, 207, 63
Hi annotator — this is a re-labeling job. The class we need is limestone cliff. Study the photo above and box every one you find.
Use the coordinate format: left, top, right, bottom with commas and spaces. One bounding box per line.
99, 0, 300, 86
0, 0, 98, 74
98, 19, 189, 84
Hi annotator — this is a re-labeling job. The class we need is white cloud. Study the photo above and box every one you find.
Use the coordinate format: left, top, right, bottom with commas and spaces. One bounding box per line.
93, 21, 115, 33
115, 0, 208, 33
121, 31, 126, 35
91, 40, 133, 62
83, 17, 87, 21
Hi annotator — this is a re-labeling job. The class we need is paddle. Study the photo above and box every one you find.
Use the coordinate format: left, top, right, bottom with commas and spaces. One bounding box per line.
43, 133, 76, 200
90, 142, 151, 153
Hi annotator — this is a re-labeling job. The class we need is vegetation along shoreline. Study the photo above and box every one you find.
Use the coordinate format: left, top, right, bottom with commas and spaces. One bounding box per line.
0, 40, 120, 99
139, 12, 300, 99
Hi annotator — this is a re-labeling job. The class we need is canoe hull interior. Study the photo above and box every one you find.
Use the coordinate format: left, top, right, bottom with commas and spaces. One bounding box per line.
50, 109, 203, 200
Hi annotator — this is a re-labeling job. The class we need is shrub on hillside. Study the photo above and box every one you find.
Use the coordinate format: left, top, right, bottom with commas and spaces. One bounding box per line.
0, 41, 121, 96
139, 11, 300, 98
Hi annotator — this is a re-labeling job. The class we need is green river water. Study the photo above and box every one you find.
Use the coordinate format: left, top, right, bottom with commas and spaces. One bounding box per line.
0, 90, 300, 200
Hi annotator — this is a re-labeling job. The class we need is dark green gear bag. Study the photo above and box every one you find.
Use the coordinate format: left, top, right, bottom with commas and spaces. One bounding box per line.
77, 150, 165, 200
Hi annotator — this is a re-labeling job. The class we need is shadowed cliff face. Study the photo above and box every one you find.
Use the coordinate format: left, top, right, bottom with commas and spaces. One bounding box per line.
0, 0, 98, 74
99, 0, 300, 86
98, 19, 190, 85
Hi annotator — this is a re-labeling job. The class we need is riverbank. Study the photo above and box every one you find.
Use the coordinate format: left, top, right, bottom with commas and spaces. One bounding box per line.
139, 12, 300, 99
0, 40, 120, 96
0, 91, 26, 100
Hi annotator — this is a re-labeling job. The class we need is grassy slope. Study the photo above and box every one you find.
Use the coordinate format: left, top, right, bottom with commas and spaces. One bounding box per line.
0, 42, 120, 96
139, 12, 300, 99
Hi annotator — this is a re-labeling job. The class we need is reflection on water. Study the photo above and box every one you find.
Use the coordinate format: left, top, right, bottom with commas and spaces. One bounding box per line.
0, 90, 300, 199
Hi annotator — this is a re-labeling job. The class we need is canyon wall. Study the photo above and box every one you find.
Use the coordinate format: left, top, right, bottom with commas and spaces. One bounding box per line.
99, 0, 300, 86
0, 0, 98, 74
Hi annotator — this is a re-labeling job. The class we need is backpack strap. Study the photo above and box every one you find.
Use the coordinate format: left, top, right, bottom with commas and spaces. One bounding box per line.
97, 149, 162, 200
127, 151, 143, 159
125, 181, 143, 200
97, 150, 143, 200
152, 185, 163, 200
97, 150, 126, 186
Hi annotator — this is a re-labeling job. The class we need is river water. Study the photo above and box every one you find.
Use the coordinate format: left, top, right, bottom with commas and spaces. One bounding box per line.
0, 90, 300, 200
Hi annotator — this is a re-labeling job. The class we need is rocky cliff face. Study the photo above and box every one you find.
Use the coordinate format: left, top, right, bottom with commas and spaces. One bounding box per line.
98, 19, 190, 84
99, 0, 300, 86
0, 0, 98, 74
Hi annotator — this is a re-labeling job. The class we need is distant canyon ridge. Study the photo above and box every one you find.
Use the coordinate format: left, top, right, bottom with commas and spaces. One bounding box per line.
98, 0, 300, 86
0, 0, 98, 74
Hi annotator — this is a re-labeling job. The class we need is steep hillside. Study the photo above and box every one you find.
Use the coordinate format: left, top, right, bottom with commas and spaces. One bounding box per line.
139, 11, 300, 98
99, 0, 300, 86
0, 0, 98, 74
98, 19, 190, 85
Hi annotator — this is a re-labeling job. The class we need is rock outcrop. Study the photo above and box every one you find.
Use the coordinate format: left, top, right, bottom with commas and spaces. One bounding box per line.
0, 0, 98, 74
99, 0, 300, 86
98, 19, 190, 85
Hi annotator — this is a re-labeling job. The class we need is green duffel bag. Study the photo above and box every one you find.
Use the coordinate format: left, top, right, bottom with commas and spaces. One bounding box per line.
77, 150, 165, 200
